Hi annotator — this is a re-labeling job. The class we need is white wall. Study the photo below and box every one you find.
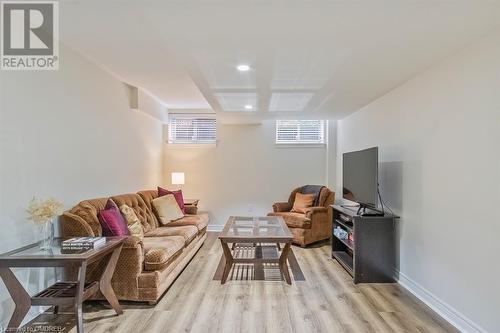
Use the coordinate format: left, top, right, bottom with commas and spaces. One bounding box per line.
336, 31, 500, 333
0, 44, 164, 327
163, 120, 333, 227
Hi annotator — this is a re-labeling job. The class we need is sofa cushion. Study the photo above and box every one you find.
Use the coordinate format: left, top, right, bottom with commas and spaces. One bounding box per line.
158, 187, 185, 214
167, 213, 209, 232
143, 236, 184, 271
267, 212, 311, 229
145, 226, 198, 245
152, 194, 184, 225
111, 194, 158, 233
97, 199, 129, 236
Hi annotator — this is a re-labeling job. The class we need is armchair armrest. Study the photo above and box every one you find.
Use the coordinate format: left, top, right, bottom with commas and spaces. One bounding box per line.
273, 202, 292, 212
304, 206, 328, 219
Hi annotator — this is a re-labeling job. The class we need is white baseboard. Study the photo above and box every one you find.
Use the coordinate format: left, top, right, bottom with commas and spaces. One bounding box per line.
206, 224, 223, 232
396, 270, 486, 333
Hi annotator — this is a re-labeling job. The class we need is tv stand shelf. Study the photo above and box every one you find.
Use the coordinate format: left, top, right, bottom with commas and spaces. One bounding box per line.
332, 251, 353, 275
334, 218, 353, 231
333, 233, 354, 250
331, 204, 396, 283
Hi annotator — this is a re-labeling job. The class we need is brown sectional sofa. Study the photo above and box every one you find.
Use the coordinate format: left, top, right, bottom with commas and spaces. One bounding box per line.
61, 189, 208, 304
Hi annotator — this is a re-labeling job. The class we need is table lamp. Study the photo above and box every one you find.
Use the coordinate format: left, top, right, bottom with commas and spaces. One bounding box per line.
171, 172, 185, 190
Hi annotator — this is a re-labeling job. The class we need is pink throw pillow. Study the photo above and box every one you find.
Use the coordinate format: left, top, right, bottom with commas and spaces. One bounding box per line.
97, 199, 129, 236
158, 186, 185, 214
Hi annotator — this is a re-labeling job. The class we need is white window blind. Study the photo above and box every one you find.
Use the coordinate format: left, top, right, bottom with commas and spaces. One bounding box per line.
275, 120, 325, 144
168, 117, 216, 144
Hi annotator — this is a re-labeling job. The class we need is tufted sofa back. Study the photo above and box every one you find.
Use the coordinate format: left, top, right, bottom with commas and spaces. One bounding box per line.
62, 192, 161, 238
111, 193, 159, 232
137, 190, 159, 213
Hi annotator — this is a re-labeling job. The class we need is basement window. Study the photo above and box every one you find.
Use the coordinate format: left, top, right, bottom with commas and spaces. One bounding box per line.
168, 117, 217, 146
275, 120, 326, 146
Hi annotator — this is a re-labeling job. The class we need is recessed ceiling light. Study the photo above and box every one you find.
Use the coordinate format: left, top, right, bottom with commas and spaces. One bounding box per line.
237, 64, 250, 71
244, 104, 253, 110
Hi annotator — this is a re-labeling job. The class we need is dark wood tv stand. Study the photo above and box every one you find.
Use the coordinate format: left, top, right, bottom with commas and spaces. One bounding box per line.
331, 204, 397, 283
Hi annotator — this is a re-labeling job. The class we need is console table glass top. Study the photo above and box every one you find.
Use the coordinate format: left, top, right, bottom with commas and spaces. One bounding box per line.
0, 237, 125, 262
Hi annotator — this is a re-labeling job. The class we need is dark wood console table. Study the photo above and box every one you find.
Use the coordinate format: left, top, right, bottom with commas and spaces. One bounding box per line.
0, 237, 126, 333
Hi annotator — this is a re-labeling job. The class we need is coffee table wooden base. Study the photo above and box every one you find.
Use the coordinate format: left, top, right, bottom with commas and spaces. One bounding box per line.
278, 242, 292, 284
220, 240, 293, 285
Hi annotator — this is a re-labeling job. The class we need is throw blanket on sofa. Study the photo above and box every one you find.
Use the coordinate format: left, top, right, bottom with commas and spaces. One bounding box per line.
299, 185, 325, 207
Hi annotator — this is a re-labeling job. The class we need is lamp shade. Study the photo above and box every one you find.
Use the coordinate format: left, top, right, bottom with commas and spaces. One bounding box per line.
171, 172, 185, 185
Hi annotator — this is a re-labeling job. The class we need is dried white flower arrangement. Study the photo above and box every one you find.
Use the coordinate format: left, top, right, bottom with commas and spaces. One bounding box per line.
26, 197, 64, 225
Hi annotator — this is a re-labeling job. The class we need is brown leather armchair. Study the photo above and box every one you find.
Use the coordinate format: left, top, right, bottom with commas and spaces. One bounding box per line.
268, 186, 335, 247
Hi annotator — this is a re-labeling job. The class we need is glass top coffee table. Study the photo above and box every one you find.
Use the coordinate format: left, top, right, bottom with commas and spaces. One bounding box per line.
218, 216, 294, 284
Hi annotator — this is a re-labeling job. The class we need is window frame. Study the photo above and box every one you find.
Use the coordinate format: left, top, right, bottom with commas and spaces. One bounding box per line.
167, 115, 217, 148
275, 119, 327, 147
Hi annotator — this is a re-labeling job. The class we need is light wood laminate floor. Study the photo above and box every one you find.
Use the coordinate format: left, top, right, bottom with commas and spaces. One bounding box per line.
23, 232, 457, 333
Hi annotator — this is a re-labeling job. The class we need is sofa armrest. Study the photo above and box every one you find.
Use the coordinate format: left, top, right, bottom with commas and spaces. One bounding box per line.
184, 205, 198, 215
122, 235, 143, 249
273, 202, 292, 212
113, 236, 144, 278
304, 207, 328, 219
62, 212, 95, 237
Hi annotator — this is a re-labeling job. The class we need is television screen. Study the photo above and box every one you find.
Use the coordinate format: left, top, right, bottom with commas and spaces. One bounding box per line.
342, 147, 378, 208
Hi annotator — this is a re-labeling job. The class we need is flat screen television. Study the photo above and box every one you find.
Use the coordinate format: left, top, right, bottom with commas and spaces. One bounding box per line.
342, 147, 378, 210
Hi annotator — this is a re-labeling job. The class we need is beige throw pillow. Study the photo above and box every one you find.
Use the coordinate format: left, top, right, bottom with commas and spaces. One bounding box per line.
291, 192, 315, 214
119, 204, 144, 240
152, 194, 184, 225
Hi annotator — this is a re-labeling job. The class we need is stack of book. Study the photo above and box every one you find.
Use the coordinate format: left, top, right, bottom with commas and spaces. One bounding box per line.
61, 237, 106, 254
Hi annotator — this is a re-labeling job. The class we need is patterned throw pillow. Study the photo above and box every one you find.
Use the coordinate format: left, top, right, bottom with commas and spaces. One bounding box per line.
152, 194, 184, 225
119, 204, 144, 241
291, 193, 316, 214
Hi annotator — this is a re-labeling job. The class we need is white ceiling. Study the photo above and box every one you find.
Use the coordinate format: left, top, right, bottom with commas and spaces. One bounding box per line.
60, 0, 500, 122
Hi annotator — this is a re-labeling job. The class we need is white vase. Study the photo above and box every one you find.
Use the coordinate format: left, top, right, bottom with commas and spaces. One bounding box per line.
39, 219, 54, 251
